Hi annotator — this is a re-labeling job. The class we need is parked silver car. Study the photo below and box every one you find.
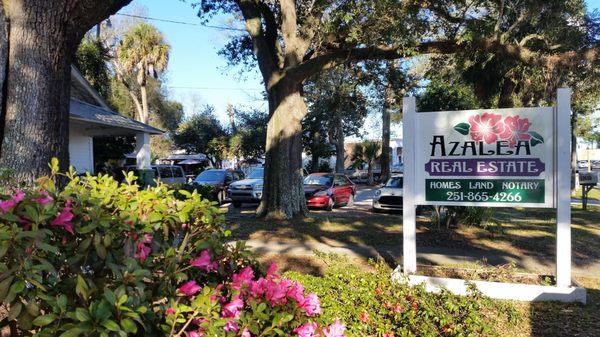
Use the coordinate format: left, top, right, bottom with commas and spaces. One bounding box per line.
227, 168, 264, 208
372, 175, 403, 212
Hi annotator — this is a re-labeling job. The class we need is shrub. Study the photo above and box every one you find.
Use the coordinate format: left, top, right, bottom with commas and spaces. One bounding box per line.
171, 182, 216, 201
0, 161, 255, 336
0, 161, 344, 337
285, 255, 519, 337
165, 262, 346, 336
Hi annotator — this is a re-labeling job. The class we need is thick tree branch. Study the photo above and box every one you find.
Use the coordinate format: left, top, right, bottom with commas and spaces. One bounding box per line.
236, 0, 279, 87
259, 3, 284, 69
280, 0, 303, 67
287, 39, 600, 84
72, 0, 133, 36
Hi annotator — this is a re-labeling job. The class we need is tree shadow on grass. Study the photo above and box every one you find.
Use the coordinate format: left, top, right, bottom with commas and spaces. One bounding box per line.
528, 284, 600, 336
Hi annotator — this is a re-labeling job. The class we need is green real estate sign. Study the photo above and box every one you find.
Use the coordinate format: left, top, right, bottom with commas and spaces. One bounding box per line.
414, 107, 555, 208
425, 179, 545, 203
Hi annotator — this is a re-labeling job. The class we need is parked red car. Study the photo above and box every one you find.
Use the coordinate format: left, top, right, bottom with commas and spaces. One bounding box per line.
304, 173, 356, 211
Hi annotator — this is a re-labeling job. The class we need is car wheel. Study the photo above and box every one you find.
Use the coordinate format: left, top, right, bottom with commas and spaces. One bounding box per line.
371, 207, 381, 213
346, 194, 355, 207
232, 201, 242, 208
326, 197, 334, 211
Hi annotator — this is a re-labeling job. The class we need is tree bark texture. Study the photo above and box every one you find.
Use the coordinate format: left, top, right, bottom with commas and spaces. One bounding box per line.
0, 0, 131, 184
0, 2, 77, 182
380, 62, 395, 182
0, 6, 8, 150
257, 81, 308, 219
334, 118, 345, 173
140, 84, 149, 124
310, 130, 320, 173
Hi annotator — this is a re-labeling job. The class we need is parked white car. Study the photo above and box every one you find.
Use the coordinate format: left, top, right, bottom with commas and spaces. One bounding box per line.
372, 175, 403, 212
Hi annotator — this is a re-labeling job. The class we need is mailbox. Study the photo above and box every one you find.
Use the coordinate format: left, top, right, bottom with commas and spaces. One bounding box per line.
579, 172, 598, 186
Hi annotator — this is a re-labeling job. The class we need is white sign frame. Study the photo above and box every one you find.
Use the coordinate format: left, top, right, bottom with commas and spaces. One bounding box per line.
401, 88, 586, 303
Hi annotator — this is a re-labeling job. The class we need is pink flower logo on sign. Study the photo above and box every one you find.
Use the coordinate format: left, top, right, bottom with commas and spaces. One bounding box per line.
499, 115, 532, 147
467, 113, 504, 144
454, 113, 544, 147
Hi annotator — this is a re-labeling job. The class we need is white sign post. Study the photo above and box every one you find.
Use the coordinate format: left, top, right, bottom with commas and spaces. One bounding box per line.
399, 88, 586, 303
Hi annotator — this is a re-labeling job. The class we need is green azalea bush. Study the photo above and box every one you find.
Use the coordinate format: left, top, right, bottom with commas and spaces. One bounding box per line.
0, 161, 344, 337
285, 255, 520, 337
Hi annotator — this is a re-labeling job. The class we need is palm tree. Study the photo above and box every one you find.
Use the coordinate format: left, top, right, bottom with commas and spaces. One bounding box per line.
351, 140, 381, 185
117, 22, 170, 124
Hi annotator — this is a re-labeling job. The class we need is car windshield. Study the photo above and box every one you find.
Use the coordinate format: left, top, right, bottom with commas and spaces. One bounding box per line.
195, 170, 225, 181
304, 174, 333, 186
248, 168, 264, 179
385, 177, 403, 188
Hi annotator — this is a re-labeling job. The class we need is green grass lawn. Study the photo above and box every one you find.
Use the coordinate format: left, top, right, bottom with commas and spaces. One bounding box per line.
228, 207, 600, 337
229, 205, 600, 270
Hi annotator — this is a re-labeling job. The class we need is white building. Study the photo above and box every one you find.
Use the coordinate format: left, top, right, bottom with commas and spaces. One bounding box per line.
69, 66, 162, 173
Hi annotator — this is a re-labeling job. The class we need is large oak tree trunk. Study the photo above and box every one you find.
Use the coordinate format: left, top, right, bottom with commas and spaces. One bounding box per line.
0, 3, 79, 182
257, 81, 308, 219
0, 1, 130, 184
0, 6, 8, 147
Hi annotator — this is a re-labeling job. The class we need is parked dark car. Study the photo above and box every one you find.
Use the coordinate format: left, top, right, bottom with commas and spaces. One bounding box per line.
194, 169, 244, 204
303, 173, 356, 211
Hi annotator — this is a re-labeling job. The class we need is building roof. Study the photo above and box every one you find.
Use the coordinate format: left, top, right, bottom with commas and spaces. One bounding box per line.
69, 66, 163, 135
70, 99, 163, 135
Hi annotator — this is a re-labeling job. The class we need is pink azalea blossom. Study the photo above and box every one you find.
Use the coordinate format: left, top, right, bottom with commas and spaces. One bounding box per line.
499, 115, 532, 147
222, 297, 244, 318
190, 250, 218, 272
178, 281, 201, 296
187, 331, 204, 337
468, 113, 504, 144
137, 242, 151, 262
166, 307, 174, 314
383, 333, 394, 337
51, 200, 74, 234
250, 277, 267, 298
223, 320, 238, 332
299, 293, 321, 316
143, 233, 153, 243
323, 319, 346, 337
294, 322, 318, 337
12, 190, 25, 203
265, 279, 289, 305
241, 327, 251, 337
34, 190, 53, 205
359, 312, 369, 323
232, 266, 255, 290
0, 200, 15, 214
266, 262, 279, 279
287, 281, 305, 303
0, 190, 26, 214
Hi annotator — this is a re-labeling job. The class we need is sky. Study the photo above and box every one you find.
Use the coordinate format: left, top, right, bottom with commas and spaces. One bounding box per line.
114, 0, 266, 124
116, 0, 600, 131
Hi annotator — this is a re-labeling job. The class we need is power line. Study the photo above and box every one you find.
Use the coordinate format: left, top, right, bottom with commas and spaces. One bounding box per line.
114, 13, 246, 32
